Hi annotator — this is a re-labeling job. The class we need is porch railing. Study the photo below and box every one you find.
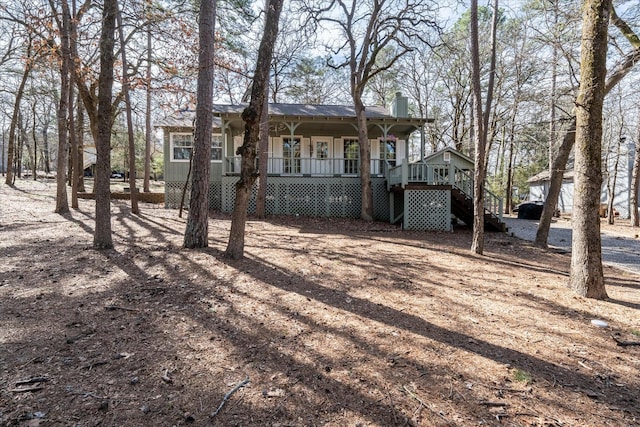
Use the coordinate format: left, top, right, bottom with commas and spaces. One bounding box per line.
387, 159, 503, 222
224, 156, 389, 176
453, 167, 503, 222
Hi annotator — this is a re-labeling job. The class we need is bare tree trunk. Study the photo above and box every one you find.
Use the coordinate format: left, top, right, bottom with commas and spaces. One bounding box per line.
4, 42, 33, 186
535, 8, 640, 247
355, 96, 373, 221
76, 92, 85, 192
116, 0, 139, 214
55, 0, 71, 214
482, 0, 498, 146
144, 26, 152, 193
548, 0, 558, 181
30, 102, 38, 180
184, 0, 217, 247
255, 94, 269, 218
535, 120, 575, 248
630, 110, 640, 227
225, 0, 283, 259
569, 0, 611, 299
606, 136, 621, 225
470, 0, 485, 255
93, 0, 117, 249
70, 80, 79, 208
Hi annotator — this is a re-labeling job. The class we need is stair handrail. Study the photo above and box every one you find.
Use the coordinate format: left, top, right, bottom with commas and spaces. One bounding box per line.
452, 167, 503, 222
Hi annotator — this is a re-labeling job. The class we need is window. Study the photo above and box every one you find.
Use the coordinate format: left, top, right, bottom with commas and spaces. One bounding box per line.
171, 134, 192, 161
344, 138, 359, 174
380, 139, 396, 166
170, 133, 223, 162
211, 134, 222, 160
316, 141, 329, 159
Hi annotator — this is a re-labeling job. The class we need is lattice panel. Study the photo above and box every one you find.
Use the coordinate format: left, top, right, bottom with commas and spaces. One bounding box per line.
221, 176, 373, 218
404, 189, 450, 231
209, 182, 222, 210
165, 181, 190, 209
165, 181, 222, 210
287, 182, 317, 215
221, 177, 259, 214
265, 181, 278, 215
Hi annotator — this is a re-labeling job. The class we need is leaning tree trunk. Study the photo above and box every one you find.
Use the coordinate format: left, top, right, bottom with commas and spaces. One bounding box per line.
535, 120, 576, 248
225, 0, 283, 259
569, 0, 611, 299
5, 46, 33, 186
183, 0, 217, 248
535, 7, 640, 247
93, 0, 117, 249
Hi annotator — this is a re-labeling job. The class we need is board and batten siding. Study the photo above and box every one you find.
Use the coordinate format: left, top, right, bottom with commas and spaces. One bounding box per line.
163, 129, 223, 182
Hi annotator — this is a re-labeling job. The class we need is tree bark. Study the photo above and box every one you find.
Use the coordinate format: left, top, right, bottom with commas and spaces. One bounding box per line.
631, 111, 640, 227
76, 92, 86, 192
535, 120, 576, 248
93, 0, 117, 249
535, 9, 640, 247
469, 0, 485, 255
605, 136, 621, 225
55, 0, 71, 214
255, 94, 269, 219
569, 0, 611, 299
144, 25, 152, 193
116, 0, 139, 215
225, 0, 283, 259
355, 96, 373, 221
183, 0, 217, 248
5, 41, 33, 186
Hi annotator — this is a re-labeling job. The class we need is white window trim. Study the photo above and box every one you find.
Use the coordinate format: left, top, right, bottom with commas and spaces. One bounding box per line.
210, 134, 223, 163
169, 132, 223, 163
170, 132, 192, 162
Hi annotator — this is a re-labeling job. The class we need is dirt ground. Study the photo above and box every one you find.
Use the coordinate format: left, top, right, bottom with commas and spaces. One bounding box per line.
1, 178, 639, 427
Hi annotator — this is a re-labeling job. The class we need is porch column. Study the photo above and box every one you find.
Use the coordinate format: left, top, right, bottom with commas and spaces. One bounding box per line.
221, 119, 227, 175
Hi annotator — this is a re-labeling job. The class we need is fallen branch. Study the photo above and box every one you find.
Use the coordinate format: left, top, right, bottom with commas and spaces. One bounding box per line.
611, 335, 640, 347
479, 401, 509, 407
15, 377, 50, 386
105, 305, 139, 312
211, 377, 250, 418
10, 386, 43, 393
66, 328, 96, 344
403, 385, 448, 421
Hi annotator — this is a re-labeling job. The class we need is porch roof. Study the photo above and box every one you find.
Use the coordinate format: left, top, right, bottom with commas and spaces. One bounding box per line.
214, 102, 429, 138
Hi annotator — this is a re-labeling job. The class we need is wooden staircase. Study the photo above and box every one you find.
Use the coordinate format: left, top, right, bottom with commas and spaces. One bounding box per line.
386, 159, 507, 232
451, 188, 507, 232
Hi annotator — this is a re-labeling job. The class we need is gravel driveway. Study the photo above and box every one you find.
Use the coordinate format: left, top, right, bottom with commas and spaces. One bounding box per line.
502, 216, 640, 275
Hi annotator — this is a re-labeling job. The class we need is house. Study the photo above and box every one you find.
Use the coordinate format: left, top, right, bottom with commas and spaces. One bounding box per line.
527, 140, 638, 218
160, 94, 505, 231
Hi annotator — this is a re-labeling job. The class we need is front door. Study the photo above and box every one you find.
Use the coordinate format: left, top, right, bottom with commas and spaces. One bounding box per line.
344, 138, 359, 174
283, 137, 301, 174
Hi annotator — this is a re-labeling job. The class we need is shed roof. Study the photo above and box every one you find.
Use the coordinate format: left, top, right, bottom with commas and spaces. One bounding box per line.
527, 169, 575, 183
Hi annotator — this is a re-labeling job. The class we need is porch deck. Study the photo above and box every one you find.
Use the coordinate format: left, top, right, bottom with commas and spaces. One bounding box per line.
387, 160, 505, 231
